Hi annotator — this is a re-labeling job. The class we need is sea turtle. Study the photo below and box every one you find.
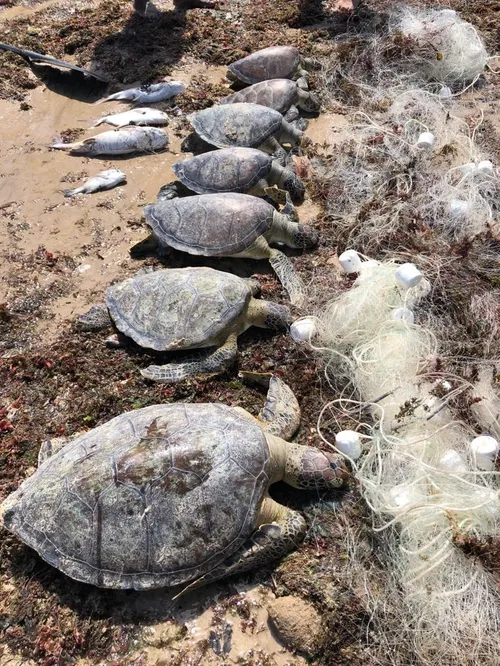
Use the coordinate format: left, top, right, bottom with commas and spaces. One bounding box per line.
77, 267, 292, 383
187, 103, 309, 166
1, 374, 348, 592
226, 46, 318, 87
136, 193, 318, 306
220, 79, 320, 125
157, 147, 305, 204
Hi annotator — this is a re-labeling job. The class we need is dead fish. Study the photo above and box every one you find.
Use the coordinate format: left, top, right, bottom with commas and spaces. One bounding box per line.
96, 82, 185, 105
92, 107, 169, 128
50, 127, 169, 156
64, 169, 126, 197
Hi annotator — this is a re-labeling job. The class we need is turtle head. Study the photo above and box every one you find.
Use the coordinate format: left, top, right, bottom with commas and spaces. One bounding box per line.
285, 444, 349, 491
264, 302, 292, 330
298, 90, 321, 113
280, 170, 306, 201
249, 299, 292, 330
226, 67, 238, 82
291, 223, 319, 249
246, 276, 262, 296
301, 57, 321, 72
299, 134, 313, 151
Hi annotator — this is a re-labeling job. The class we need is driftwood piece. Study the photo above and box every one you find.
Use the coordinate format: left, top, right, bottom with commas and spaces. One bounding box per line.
0, 41, 108, 82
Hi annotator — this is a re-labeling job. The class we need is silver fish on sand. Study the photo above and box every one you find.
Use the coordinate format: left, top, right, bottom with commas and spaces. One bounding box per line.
64, 169, 126, 197
96, 82, 185, 104
50, 127, 169, 156
92, 107, 169, 128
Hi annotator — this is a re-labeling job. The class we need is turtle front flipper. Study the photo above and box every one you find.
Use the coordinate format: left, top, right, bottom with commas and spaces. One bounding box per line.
269, 249, 305, 307
240, 372, 301, 440
262, 186, 289, 206
236, 236, 305, 306
141, 334, 238, 383
281, 192, 299, 222
284, 105, 300, 123
259, 136, 289, 167
279, 119, 304, 147
173, 498, 306, 599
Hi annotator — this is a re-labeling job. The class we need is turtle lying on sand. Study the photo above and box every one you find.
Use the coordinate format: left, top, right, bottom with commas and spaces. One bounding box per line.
77, 267, 291, 383
136, 193, 318, 306
158, 147, 305, 203
220, 79, 320, 126
1, 373, 348, 592
227, 46, 319, 87
187, 103, 309, 166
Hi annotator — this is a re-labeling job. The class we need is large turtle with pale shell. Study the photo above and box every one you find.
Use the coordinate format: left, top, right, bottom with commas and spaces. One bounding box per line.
187, 103, 309, 166
77, 267, 292, 383
158, 147, 305, 204
1, 374, 348, 592
135, 193, 318, 307
227, 46, 318, 86
220, 79, 320, 125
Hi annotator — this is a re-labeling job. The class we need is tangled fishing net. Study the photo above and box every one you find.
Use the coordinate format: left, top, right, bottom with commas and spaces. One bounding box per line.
316, 89, 498, 252
300, 249, 500, 665
302, 3, 498, 664
396, 8, 489, 88
322, 6, 489, 110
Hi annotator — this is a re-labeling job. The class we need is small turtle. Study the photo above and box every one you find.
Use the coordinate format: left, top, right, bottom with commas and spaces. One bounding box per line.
1, 373, 348, 592
77, 267, 292, 383
220, 79, 320, 124
187, 103, 309, 166
158, 147, 305, 204
227, 46, 317, 87
137, 193, 318, 306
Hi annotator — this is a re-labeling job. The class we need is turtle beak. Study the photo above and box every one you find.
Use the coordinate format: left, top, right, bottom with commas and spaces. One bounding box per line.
330, 458, 349, 487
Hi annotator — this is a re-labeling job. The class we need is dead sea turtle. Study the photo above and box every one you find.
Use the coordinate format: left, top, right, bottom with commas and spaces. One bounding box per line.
77, 267, 292, 383
220, 79, 320, 124
158, 147, 305, 203
187, 103, 309, 165
1, 373, 348, 592
227, 46, 318, 86
137, 193, 318, 306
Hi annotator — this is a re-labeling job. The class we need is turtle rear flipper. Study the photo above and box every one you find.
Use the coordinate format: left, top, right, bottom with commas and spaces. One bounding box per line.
156, 180, 193, 201
240, 372, 301, 440
141, 334, 238, 383
173, 498, 306, 599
